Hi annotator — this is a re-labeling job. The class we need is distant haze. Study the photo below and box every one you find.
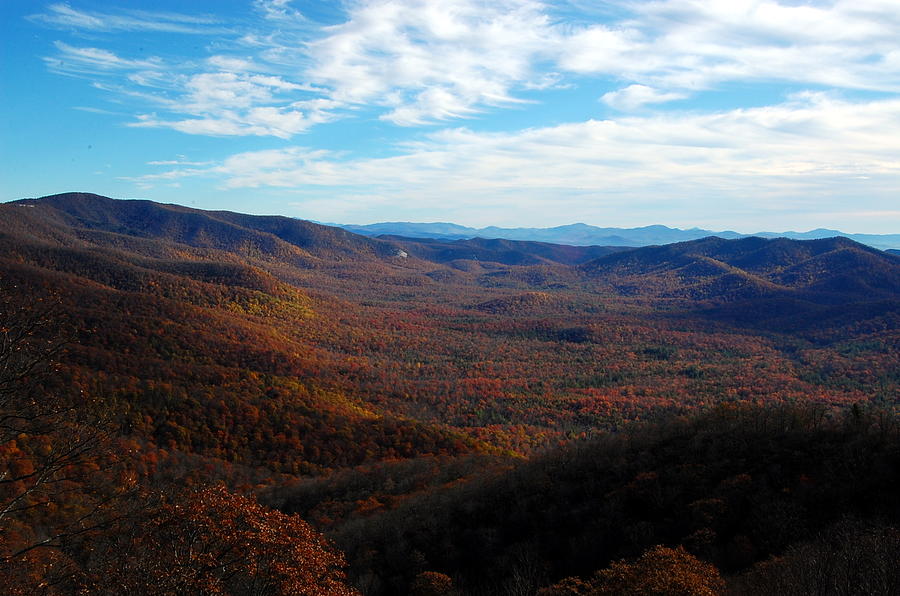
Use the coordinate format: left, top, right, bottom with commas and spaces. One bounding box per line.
337, 222, 900, 251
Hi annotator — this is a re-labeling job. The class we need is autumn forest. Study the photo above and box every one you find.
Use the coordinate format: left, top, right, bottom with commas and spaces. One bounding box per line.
2, 192, 899, 595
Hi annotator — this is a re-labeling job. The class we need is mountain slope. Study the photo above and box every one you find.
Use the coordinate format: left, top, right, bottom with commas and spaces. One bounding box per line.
2, 194, 494, 476
380, 235, 625, 266
2, 192, 897, 473
12, 192, 402, 264
579, 235, 900, 301
309, 404, 900, 594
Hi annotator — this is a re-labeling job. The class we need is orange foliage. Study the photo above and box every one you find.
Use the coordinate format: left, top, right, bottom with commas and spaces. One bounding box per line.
541, 546, 724, 596
87, 485, 358, 595
410, 571, 455, 596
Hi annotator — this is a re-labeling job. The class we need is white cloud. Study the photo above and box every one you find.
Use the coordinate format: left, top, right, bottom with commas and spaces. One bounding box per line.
131, 95, 900, 229
602, 85, 686, 110
48, 0, 565, 134
86, 62, 333, 137
297, 0, 900, 122
306, 0, 557, 124
182, 72, 286, 110
130, 102, 329, 139
38, 10, 336, 138
560, 0, 900, 95
254, 0, 308, 22
206, 55, 257, 72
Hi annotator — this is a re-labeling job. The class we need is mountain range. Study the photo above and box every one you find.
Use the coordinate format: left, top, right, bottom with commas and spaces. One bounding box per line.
7, 193, 899, 309
337, 220, 900, 250
4, 192, 897, 360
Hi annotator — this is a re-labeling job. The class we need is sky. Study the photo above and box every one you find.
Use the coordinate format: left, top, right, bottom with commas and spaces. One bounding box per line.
2, 0, 899, 233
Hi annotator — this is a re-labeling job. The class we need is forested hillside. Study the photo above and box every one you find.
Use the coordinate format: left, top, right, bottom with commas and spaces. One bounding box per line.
272, 403, 900, 595
1, 193, 898, 594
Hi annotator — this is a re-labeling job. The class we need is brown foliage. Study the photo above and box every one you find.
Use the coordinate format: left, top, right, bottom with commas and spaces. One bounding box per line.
87, 485, 358, 595
410, 570, 455, 596
541, 545, 724, 596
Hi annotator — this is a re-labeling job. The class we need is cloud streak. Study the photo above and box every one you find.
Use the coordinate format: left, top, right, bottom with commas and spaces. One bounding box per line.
30, 2, 225, 34
129, 94, 900, 227
46, 42, 164, 75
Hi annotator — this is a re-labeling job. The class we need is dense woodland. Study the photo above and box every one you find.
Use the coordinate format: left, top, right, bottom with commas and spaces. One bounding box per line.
1, 193, 899, 594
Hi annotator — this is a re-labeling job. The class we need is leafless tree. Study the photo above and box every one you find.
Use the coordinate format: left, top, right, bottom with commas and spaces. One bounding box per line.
0, 291, 124, 592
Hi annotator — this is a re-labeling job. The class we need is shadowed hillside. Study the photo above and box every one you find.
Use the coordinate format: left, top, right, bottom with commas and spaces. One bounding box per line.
269, 403, 900, 595
379, 236, 626, 266
580, 235, 900, 303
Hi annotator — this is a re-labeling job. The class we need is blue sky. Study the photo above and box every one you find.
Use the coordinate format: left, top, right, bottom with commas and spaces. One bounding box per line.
2, 0, 899, 233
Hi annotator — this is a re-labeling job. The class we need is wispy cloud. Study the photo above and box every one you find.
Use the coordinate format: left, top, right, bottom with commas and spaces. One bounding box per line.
130, 107, 331, 139
46, 42, 163, 75
43, 38, 333, 138
254, 0, 309, 23
72, 106, 128, 116
126, 70, 335, 138
29, 3, 224, 34
147, 157, 215, 166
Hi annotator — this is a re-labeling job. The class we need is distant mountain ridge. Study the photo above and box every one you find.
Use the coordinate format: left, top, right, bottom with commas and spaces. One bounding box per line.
337, 221, 900, 250
579, 235, 900, 303
380, 235, 628, 266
